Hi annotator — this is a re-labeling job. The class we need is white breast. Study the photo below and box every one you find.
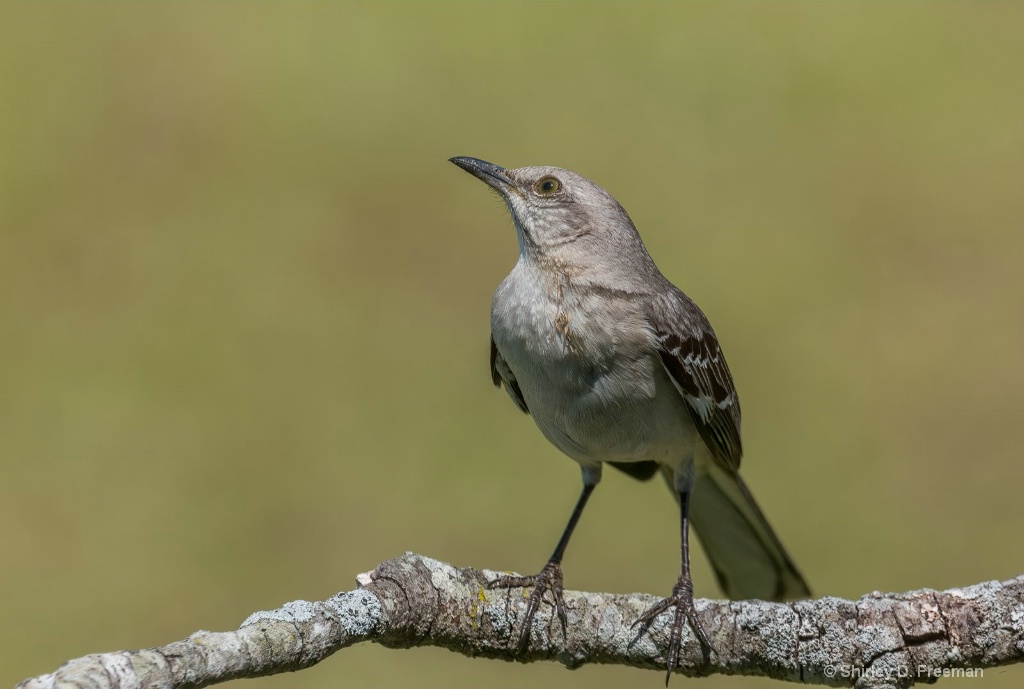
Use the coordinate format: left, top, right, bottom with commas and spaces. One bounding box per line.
491, 261, 699, 470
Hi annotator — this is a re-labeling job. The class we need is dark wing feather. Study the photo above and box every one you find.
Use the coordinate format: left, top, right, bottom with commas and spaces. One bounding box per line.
608, 460, 660, 481
649, 291, 743, 472
490, 335, 529, 414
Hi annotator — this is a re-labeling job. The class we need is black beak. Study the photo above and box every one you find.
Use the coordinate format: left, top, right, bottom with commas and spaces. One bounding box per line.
449, 156, 514, 191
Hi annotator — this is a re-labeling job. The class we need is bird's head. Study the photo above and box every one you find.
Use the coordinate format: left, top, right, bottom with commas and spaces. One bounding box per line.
450, 156, 658, 281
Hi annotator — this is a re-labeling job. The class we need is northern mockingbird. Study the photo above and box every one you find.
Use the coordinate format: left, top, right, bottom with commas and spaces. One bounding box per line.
450, 156, 810, 682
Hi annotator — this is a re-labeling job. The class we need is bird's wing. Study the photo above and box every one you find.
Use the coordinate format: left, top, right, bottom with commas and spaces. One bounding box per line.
490, 335, 529, 414
648, 290, 743, 472
607, 460, 661, 481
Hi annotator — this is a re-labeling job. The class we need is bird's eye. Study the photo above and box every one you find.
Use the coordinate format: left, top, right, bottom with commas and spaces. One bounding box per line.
535, 177, 561, 195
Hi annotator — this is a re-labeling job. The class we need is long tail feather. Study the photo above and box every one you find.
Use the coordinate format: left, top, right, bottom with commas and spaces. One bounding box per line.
663, 465, 810, 601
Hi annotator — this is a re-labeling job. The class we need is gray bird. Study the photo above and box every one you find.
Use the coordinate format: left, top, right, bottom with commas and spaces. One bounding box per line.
450, 156, 810, 682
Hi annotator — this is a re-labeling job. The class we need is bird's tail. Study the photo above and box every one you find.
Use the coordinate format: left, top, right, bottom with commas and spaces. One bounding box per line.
663, 465, 811, 601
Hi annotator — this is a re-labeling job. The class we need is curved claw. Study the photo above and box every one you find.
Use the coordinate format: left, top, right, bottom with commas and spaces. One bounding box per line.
633, 576, 713, 685
487, 560, 568, 653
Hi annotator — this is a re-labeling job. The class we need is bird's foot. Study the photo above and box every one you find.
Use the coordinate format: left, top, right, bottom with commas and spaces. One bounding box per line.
633, 574, 712, 685
487, 559, 567, 653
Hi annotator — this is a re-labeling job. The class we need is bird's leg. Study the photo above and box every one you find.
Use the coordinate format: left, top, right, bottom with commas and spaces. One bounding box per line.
633, 487, 713, 684
487, 482, 595, 654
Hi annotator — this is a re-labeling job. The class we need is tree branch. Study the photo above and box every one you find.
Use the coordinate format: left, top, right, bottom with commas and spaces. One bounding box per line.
17, 553, 1024, 689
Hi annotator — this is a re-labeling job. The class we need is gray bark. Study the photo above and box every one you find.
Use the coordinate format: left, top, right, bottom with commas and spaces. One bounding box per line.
16, 553, 1024, 689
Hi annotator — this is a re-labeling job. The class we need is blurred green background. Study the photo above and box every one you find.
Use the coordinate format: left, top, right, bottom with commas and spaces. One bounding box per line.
2, 2, 1022, 688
